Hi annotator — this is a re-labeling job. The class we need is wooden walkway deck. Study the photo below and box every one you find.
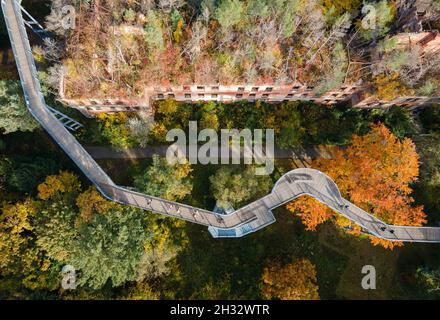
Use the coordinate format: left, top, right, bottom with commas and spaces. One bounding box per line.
3, 0, 440, 242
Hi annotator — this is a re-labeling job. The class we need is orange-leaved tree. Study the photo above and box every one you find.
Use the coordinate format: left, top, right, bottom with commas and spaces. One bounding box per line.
287, 124, 426, 249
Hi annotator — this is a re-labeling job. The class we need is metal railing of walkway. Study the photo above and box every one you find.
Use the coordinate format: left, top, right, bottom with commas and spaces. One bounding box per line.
3, 0, 440, 242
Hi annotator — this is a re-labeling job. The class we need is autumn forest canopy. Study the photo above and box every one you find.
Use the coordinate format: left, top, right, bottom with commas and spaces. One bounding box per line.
2, 0, 440, 301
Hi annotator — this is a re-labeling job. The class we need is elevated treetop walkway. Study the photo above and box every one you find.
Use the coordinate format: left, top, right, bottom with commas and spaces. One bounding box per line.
2, 0, 440, 242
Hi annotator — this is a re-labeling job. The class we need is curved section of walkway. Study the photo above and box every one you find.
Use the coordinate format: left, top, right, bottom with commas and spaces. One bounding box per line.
3, 0, 439, 242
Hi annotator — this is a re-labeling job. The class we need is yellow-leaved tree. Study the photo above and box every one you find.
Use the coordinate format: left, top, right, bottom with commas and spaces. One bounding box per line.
37, 171, 81, 200
261, 258, 320, 300
75, 187, 117, 223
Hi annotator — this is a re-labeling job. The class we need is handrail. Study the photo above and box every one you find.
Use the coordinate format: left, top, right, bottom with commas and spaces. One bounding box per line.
2, 0, 440, 242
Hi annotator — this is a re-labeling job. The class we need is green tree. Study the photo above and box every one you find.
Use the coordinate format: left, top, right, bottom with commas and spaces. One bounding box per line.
209, 165, 272, 208
246, 0, 270, 18
0, 80, 39, 134
171, 9, 184, 43
382, 106, 416, 139
134, 154, 193, 201
417, 80, 438, 96
69, 206, 146, 289
0, 156, 60, 193
215, 0, 245, 30
144, 10, 164, 52
96, 112, 135, 150
123, 8, 136, 22
34, 200, 78, 263
277, 127, 303, 149
359, 1, 395, 40
277, 0, 302, 38
313, 42, 347, 96
275, 105, 305, 148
